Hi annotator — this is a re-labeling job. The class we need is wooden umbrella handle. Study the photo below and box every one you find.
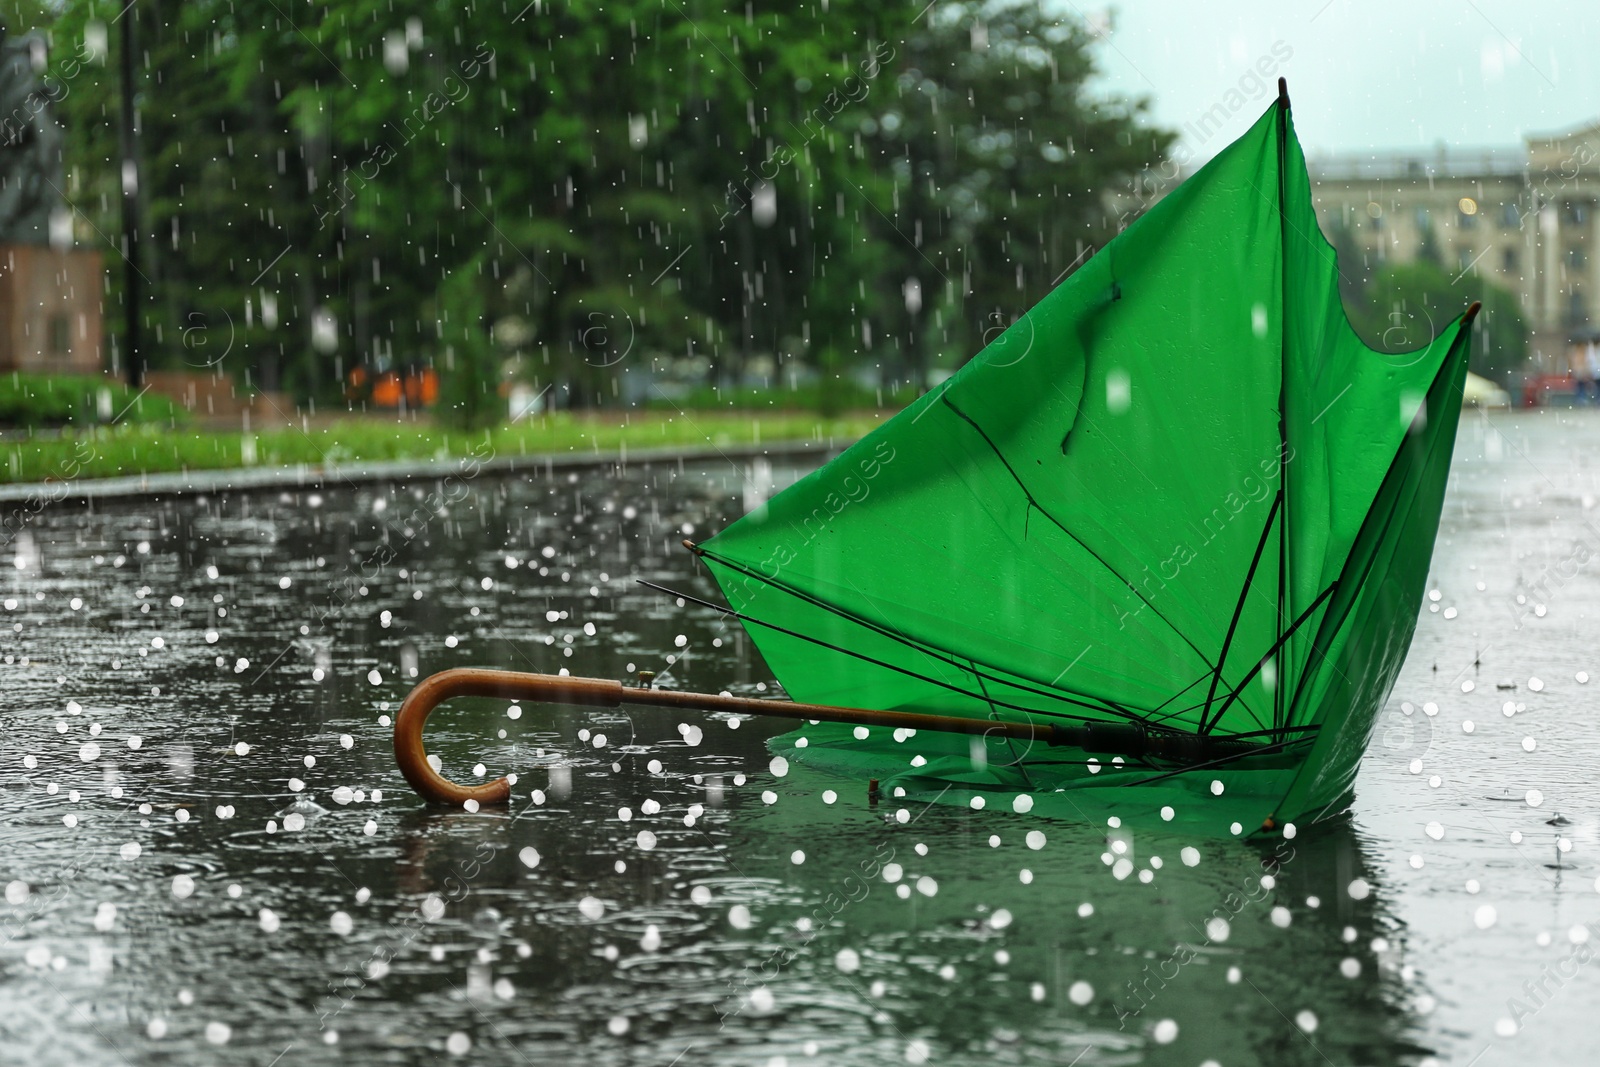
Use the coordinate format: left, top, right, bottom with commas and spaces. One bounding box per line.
394, 668, 1266, 808
393, 669, 624, 805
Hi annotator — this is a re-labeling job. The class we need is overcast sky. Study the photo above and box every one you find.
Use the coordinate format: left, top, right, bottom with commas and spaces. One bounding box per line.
1082, 0, 1597, 160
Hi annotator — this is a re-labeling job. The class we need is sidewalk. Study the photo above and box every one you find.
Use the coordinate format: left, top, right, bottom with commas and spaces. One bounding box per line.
0, 438, 841, 504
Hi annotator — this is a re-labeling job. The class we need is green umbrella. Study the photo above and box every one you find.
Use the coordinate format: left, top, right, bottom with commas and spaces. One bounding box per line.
696, 84, 1474, 835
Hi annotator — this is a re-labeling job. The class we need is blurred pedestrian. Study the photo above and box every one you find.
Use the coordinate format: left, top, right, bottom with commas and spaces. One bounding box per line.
1573, 340, 1595, 406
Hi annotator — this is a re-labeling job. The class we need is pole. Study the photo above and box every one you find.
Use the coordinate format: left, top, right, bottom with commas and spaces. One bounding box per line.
118, 5, 142, 388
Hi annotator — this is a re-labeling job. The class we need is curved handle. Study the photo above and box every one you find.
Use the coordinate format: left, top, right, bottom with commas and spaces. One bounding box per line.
393, 668, 624, 805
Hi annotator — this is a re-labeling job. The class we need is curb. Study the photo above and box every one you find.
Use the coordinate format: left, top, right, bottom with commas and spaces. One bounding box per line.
0, 439, 847, 505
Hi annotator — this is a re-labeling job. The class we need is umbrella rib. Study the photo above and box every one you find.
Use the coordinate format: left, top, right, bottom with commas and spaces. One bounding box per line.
638, 579, 1151, 727
1274, 91, 1293, 741
686, 549, 1146, 721
1202, 579, 1340, 733
1199, 489, 1283, 732
1114, 736, 1310, 789
940, 394, 1224, 680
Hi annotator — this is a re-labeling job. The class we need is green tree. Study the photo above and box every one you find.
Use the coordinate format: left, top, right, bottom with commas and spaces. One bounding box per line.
43, 0, 1173, 419
858, 4, 1173, 388
1348, 260, 1526, 385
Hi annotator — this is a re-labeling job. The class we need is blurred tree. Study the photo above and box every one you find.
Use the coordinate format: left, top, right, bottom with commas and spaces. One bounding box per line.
44, 0, 1172, 418
1348, 260, 1526, 385
859, 4, 1173, 388
0, 2, 56, 35
432, 261, 500, 429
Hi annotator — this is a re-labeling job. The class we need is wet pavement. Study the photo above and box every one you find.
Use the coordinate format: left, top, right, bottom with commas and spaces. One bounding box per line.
3, 410, 1600, 1066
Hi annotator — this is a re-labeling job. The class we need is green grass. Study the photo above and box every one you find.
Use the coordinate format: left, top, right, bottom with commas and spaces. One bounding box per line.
0, 409, 894, 485
649, 380, 924, 412
0, 372, 188, 428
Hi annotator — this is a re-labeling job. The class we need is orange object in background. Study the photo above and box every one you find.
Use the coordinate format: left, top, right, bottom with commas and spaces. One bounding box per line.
347, 364, 438, 409
404, 367, 439, 407
370, 370, 402, 407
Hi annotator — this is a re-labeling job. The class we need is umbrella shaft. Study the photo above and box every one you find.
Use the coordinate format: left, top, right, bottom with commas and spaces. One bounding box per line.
394, 669, 1261, 807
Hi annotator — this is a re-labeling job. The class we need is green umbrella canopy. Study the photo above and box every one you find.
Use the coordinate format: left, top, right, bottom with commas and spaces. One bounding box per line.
697, 90, 1471, 833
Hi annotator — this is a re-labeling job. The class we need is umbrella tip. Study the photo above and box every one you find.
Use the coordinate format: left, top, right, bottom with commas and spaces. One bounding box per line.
1464, 300, 1483, 324
1277, 77, 1289, 109
682, 539, 703, 556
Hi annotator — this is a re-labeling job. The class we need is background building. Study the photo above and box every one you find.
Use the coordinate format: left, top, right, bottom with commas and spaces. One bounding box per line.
1307, 120, 1600, 372
0, 242, 102, 375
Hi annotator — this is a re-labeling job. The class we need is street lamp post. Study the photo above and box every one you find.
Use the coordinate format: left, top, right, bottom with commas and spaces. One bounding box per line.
118, 5, 141, 389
